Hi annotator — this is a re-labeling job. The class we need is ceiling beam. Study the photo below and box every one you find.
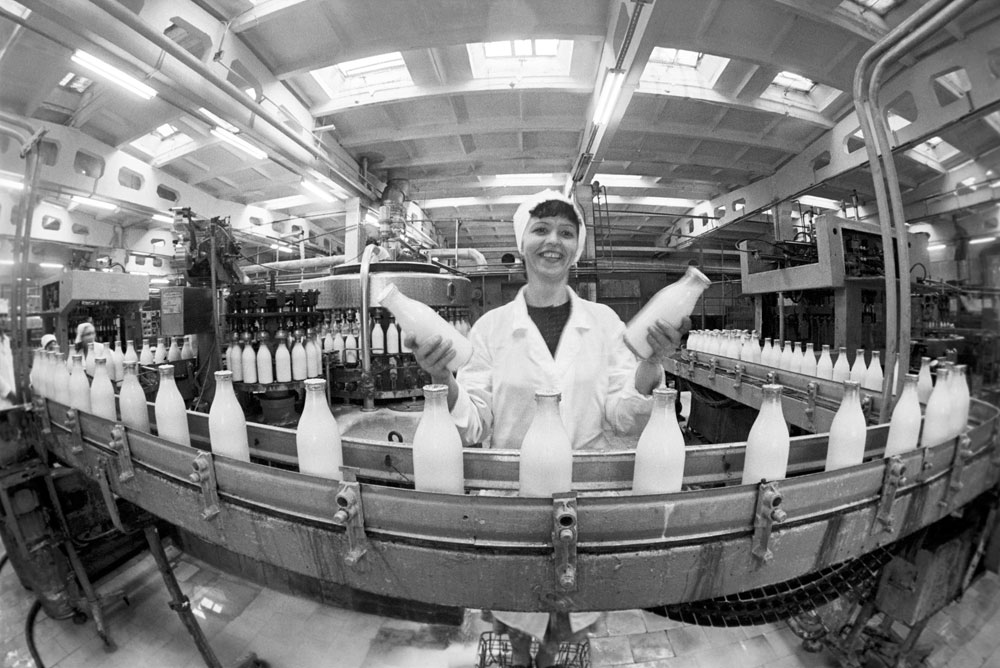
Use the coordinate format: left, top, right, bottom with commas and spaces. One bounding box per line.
768, 0, 888, 42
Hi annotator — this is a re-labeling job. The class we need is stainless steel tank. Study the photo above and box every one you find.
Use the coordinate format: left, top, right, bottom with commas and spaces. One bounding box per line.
301, 262, 471, 310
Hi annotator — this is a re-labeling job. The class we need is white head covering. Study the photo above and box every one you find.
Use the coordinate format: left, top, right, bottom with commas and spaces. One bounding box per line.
512, 189, 587, 265
75, 322, 95, 344
40, 334, 57, 350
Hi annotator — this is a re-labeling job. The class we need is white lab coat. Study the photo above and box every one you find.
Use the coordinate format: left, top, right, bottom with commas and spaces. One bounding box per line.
450, 285, 652, 450
450, 286, 652, 639
0, 335, 15, 409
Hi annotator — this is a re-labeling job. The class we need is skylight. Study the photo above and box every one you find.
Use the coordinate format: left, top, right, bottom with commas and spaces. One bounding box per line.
905, 135, 962, 168
129, 125, 195, 158
311, 52, 413, 100
771, 71, 816, 93
638, 51, 729, 96
649, 47, 701, 67
850, 0, 903, 16
58, 72, 93, 94
467, 40, 573, 79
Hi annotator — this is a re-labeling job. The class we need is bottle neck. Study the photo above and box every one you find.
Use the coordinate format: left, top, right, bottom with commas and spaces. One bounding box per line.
424, 389, 449, 412
535, 394, 561, 417
843, 383, 860, 402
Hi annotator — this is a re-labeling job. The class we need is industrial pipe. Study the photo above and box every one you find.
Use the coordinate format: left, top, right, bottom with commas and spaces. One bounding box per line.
251, 255, 348, 273
358, 244, 380, 412
426, 248, 488, 269
852, 0, 953, 422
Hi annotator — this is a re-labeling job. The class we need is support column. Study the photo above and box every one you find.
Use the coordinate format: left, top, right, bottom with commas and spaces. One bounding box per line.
344, 197, 364, 261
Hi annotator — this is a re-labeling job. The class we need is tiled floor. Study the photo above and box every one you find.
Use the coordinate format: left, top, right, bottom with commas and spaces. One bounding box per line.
3, 542, 1000, 668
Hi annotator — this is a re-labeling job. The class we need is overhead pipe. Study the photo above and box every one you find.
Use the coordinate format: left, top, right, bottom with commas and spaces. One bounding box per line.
864, 0, 975, 418
851, 0, 954, 422
248, 255, 348, 273
426, 248, 488, 269
76, 0, 368, 199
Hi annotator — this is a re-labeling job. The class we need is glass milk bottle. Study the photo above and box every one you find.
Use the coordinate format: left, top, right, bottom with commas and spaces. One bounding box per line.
29, 350, 41, 397
305, 329, 321, 378
275, 333, 292, 383
154, 365, 191, 447
241, 336, 258, 384
85, 342, 97, 377
181, 336, 194, 360
167, 336, 181, 362
377, 284, 471, 371
921, 365, 953, 447
371, 316, 385, 355
68, 354, 92, 413
119, 361, 150, 432
139, 338, 154, 365
228, 337, 244, 382
386, 317, 400, 355
916, 357, 933, 404
110, 341, 125, 382
256, 332, 273, 385
741, 384, 790, 484
801, 343, 818, 377
154, 337, 167, 364
295, 379, 343, 479
519, 390, 573, 497
123, 339, 137, 365
762, 338, 774, 367
825, 381, 867, 471
863, 351, 883, 392
53, 353, 71, 406
788, 342, 802, 374
849, 349, 866, 383
624, 266, 710, 360
291, 332, 308, 380
884, 374, 921, 457
816, 345, 833, 380
90, 358, 117, 421
632, 387, 685, 494
209, 371, 250, 462
412, 384, 465, 494
948, 364, 970, 440
832, 346, 850, 382
323, 326, 335, 353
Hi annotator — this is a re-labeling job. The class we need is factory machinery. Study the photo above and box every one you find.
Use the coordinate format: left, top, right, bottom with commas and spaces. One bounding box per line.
4, 8, 1000, 668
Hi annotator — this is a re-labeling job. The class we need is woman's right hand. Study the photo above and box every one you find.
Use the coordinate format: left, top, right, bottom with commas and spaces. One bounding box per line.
407, 334, 456, 384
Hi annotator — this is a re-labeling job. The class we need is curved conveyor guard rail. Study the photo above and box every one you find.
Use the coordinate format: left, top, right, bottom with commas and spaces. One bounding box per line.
26, 386, 1000, 613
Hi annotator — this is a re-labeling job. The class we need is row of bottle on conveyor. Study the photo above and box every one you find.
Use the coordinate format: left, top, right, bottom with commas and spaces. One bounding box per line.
686, 329, 890, 391
223, 306, 472, 385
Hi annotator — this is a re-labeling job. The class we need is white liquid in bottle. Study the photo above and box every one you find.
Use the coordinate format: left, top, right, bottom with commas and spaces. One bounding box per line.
623, 266, 710, 360
69, 354, 92, 413
332, 325, 346, 365
209, 371, 250, 462
110, 340, 125, 382
825, 381, 868, 471
884, 374, 921, 458
53, 353, 71, 406
153, 338, 167, 364
800, 343, 818, 377
90, 358, 117, 421
518, 390, 573, 497
948, 364, 970, 440
181, 336, 194, 360
295, 379, 343, 479
305, 331, 321, 378
256, 335, 274, 385
788, 342, 802, 374
385, 319, 400, 355
119, 361, 150, 432
816, 345, 833, 380
832, 347, 850, 382
228, 340, 244, 382
378, 284, 470, 370
921, 366, 953, 448
154, 365, 191, 447
762, 338, 774, 367
863, 351, 884, 392
291, 335, 308, 380
371, 319, 385, 355
84, 342, 96, 377
741, 384, 790, 484
916, 357, 933, 404
779, 341, 794, 371
849, 349, 866, 383
241, 339, 258, 384
139, 339, 154, 365
275, 336, 292, 383
412, 384, 465, 494
29, 350, 41, 398
167, 337, 181, 362
343, 330, 358, 367
632, 388, 686, 494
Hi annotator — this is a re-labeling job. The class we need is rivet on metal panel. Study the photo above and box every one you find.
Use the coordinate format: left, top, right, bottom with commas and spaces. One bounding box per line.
332, 466, 368, 565
108, 424, 135, 482
65, 408, 83, 454
32, 397, 52, 434
872, 456, 906, 535
188, 452, 220, 521
708, 358, 717, 380
95, 458, 125, 532
751, 481, 785, 565
941, 435, 973, 508
804, 383, 818, 428
552, 492, 578, 592
733, 364, 743, 389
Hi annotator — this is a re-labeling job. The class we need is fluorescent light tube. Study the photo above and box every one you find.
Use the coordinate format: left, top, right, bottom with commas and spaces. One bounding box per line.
796, 195, 841, 210
969, 236, 996, 245
152, 214, 174, 224
0, 260, 14, 265
593, 70, 625, 126
71, 50, 156, 100
198, 108, 239, 133
0, 176, 24, 191
210, 127, 268, 160
927, 243, 947, 251
70, 195, 118, 211
39, 262, 64, 269
150, 278, 170, 285
301, 179, 336, 202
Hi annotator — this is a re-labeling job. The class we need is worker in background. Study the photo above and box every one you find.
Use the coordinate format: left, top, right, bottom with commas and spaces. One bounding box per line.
40, 334, 58, 352
407, 189, 688, 668
73, 321, 95, 356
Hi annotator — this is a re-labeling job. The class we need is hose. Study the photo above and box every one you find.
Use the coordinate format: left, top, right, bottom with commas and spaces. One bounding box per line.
26, 599, 46, 668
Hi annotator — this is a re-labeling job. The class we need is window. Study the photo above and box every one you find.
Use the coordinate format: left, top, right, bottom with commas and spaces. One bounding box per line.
117, 167, 143, 191
41, 215, 61, 231
155, 184, 178, 202
649, 47, 701, 68
73, 150, 104, 178
467, 40, 573, 79
58, 72, 93, 94
849, 0, 902, 16
483, 39, 560, 58
771, 71, 816, 93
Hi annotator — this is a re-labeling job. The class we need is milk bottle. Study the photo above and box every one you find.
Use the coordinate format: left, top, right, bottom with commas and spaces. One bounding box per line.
305, 329, 321, 377
153, 337, 167, 364
241, 337, 258, 384
53, 353, 71, 406
849, 349, 866, 383
921, 365, 953, 448
832, 347, 850, 382
89, 357, 117, 421
825, 381, 867, 471
519, 390, 573, 497
632, 387, 685, 494
412, 384, 465, 494
228, 338, 244, 382
741, 384, 790, 484
295, 379, 343, 479
139, 338, 154, 365
209, 371, 250, 462
68, 354, 92, 412
119, 361, 150, 432
863, 351, 884, 392
154, 365, 191, 447
623, 266, 710, 360
181, 336, 194, 360
884, 374, 921, 457
291, 333, 308, 380
275, 334, 292, 382
256, 333, 274, 385
800, 343, 818, 377
916, 357, 933, 404
378, 284, 471, 371
948, 364, 970, 439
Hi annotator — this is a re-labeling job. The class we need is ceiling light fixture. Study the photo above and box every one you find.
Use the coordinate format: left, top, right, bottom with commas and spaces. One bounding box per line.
969, 236, 996, 245
301, 179, 336, 202
70, 50, 156, 100
210, 127, 268, 160
592, 69, 625, 126
927, 243, 947, 251
150, 278, 171, 285
197, 108, 239, 133
39, 262, 64, 269
70, 195, 118, 211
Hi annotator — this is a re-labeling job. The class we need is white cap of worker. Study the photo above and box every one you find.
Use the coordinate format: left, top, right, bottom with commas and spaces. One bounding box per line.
40, 334, 57, 350
512, 189, 587, 265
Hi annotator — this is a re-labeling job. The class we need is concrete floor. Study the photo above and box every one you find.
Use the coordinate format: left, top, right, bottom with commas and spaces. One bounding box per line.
3, 541, 1000, 668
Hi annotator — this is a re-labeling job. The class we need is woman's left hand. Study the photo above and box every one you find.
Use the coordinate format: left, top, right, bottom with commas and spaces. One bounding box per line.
645, 316, 691, 359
